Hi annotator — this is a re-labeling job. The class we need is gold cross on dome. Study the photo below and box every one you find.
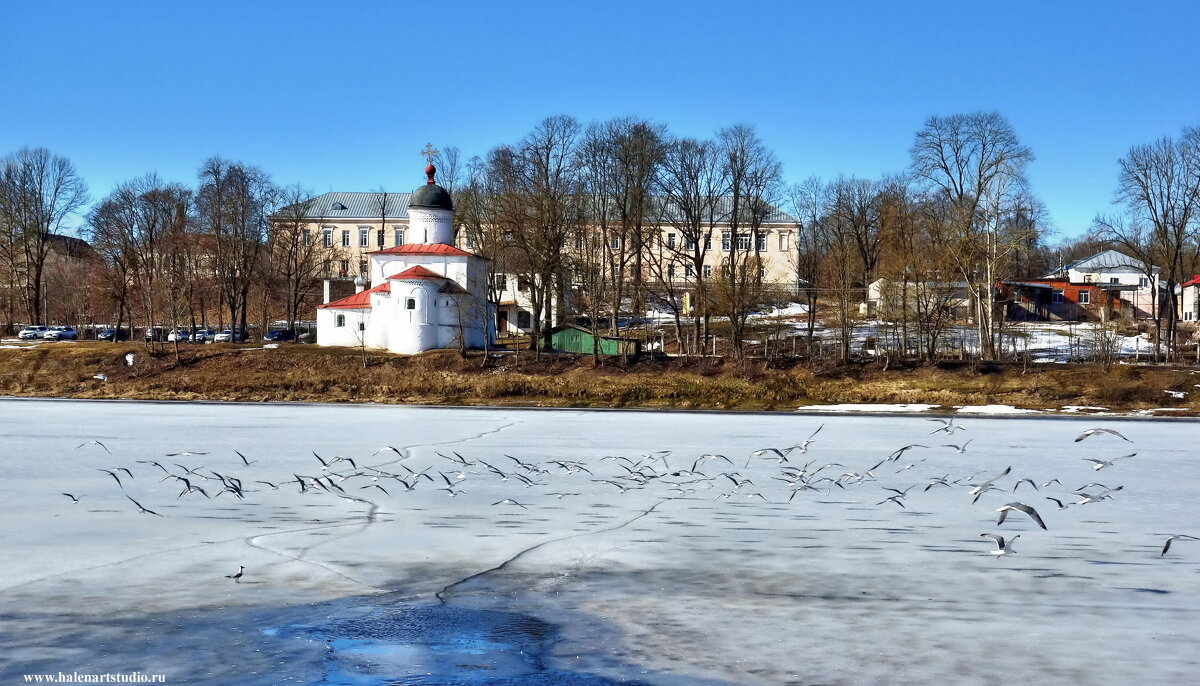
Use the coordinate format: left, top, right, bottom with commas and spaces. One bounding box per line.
420, 143, 440, 164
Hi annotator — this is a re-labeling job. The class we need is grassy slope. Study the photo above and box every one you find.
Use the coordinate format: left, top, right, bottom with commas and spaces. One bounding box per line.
0, 343, 1197, 414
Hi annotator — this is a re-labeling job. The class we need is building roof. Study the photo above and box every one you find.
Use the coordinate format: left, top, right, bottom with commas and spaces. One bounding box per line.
1047, 249, 1160, 277
370, 243, 476, 258
1181, 275, 1200, 288
317, 282, 390, 310
301, 192, 413, 220
387, 265, 449, 280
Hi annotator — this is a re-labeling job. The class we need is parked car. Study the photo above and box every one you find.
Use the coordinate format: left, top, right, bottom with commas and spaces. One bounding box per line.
144, 326, 168, 342
44, 326, 77, 340
18, 325, 49, 339
97, 328, 131, 342
166, 329, 191, 343
213, 329, 249, 343
192, 328, 215, 343
263, 329, 295, 342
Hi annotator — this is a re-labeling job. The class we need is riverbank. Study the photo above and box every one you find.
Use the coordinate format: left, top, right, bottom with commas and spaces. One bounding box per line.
0, 342, 1198, 415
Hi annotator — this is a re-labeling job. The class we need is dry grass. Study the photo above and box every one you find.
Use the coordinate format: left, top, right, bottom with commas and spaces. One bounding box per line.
0, 342, 1197, 414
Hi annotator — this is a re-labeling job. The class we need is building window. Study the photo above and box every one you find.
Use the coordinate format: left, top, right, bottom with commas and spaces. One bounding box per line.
491, 274, 507, 292
340, 260, 349, 277
1077, 290, 1091, 305
721, 233, 730, 251
359, 322, 365, 331
517, 311, 531, 329
667, 233, 676, 249
517, 276, 531, 292
704, 235, 712, 250
778, 231, 790, 252
574, 234, 584, 250
1052, 289, 1064, 304
376, 229, 385, 248
359, 228, 369, 247
667, 265, 676, 279
703, 265, 713, 279
335, 314, 345, 327
405, 298, 416, 310
685, 265, 694, 277
758, 266, 766, 279
359, 259, 368, 275
736, 233, 752, 251
465, 232, 476, 248
1139, 277, 1150, 287
1109, 277, 1120, 284
323, 260, 331, 277
609, 236, 622, 250
323, 229, 333, 248
341, 230, 350, 247
302, 230, 311, 246
394, 228, 405, 247
684, 237, 696, 250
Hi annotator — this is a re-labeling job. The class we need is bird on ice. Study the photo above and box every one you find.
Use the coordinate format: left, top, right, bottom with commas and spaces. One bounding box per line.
1074, 428, 1132, 443
225, 565, 245, 583
980, 533, 1019, 556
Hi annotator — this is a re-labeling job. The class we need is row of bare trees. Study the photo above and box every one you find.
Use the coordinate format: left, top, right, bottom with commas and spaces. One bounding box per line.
6, 113, 1199, 364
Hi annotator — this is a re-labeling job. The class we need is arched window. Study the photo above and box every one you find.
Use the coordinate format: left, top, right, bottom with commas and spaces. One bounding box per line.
405, 298, 416, 310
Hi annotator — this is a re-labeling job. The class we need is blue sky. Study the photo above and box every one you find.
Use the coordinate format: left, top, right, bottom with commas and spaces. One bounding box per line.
2, 1, 1197, 241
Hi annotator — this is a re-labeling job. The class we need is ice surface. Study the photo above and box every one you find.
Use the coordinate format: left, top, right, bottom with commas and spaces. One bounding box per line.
1, 399, 1197, 685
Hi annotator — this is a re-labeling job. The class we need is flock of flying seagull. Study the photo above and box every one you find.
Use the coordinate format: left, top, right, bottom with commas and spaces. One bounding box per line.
61, 420, 1195, 585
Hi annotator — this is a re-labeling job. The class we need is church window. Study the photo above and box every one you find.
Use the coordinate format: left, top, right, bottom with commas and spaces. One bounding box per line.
405, 297, 416, 310
359, 228, 369, 247
335, 314, 345, 327
341, 230, 350, 247
359, 322, 365, 331
394, 228, 405, 247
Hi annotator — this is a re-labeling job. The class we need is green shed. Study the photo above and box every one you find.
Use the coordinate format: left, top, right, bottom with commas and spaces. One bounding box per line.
550, 325, 641, 356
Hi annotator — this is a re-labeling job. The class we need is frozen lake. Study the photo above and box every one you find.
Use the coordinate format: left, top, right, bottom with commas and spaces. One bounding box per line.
1, 399, 1196, 685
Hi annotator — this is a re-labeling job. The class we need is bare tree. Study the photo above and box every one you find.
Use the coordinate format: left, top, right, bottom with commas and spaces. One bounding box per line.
1095, 127, 1200, 361
267, 184, 326, 333
909, 112, 1036, 360
715, 124, 783, 360
0, 147, 89, 325
195, 157, 275, 337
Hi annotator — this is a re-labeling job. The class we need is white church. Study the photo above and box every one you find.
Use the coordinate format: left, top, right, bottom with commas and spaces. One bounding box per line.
316, 164, 491, 353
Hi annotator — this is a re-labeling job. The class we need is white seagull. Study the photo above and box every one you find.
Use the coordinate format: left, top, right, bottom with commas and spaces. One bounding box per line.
980, 533, 1019, 556
225, 565, 245, 583
996, 502, 1047, 530
1074, 428, 1132, 443
1082, 453, 1136, 471
1161, 535, 1199, 557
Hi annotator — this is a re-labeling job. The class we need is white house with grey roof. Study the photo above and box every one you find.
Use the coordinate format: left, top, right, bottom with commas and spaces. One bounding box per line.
1041, 249, 1163, 319
315, 165, 491, 354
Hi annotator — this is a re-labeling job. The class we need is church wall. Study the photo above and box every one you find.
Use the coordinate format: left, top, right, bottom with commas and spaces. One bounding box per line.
316, 308, 369, 348
408, 207, 453, 245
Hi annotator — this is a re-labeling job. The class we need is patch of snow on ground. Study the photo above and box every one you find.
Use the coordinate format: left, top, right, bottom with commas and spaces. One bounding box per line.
799, 403, 939, 413
954, 405, 1042, 415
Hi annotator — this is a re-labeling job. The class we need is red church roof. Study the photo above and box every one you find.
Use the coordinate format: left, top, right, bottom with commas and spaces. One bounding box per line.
387, 265, 450, 280
370, 243, 474, 258
317, 282, 390, 309
1182, 275, 1200, 288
